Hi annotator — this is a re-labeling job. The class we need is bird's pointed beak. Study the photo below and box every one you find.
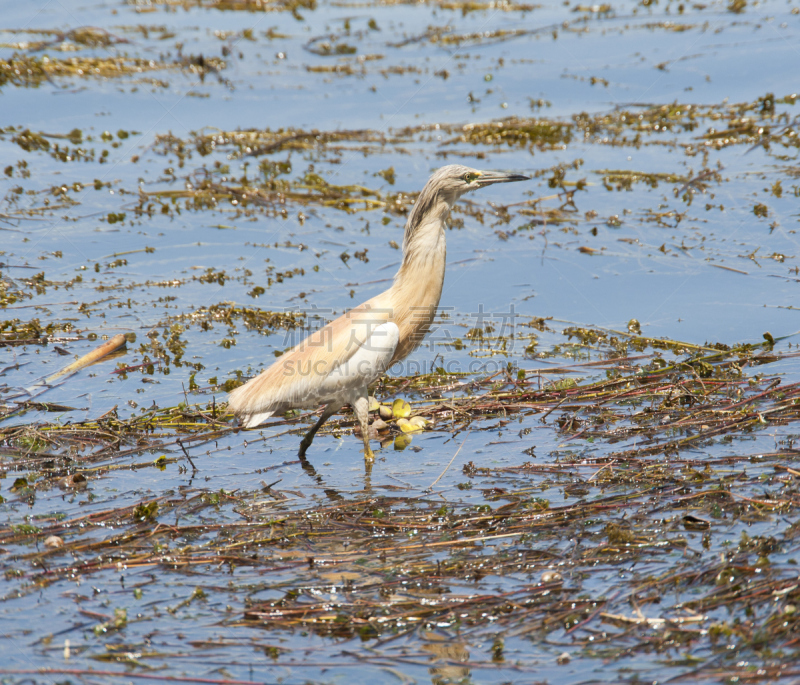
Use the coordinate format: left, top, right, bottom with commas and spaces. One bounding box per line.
474, 170, 530, 186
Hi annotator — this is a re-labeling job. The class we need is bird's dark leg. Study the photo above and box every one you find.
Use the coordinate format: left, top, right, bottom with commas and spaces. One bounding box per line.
299, 402, 341, 458
352, 393, 375, 462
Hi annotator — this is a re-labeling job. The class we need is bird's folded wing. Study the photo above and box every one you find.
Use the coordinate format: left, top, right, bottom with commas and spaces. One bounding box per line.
312, 321, 399, 400
228, 299, 395, 422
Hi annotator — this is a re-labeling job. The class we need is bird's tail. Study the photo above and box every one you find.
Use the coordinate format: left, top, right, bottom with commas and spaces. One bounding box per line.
228, 381, 275, 428
240, 409, 274, 428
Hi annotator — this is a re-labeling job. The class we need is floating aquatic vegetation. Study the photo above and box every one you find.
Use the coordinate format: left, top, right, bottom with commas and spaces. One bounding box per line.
597, 168, 687, 191
0, 318, 76, 345
151, 126, 389, 162
2, 331, 800, 672
0, 26, 129, 52
180, 302, 304, 335
0, 274, 30, 307
0, 53, 172, 89
0, 47, 230, 90
453, 117, 574, 150
137, 170, 391, 216
125, 0, 318, 18
334, 0, 538, 11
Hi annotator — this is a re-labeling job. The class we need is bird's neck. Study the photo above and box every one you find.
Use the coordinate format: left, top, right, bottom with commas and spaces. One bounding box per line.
392, 198, 450, 305
385, 199, 450, 360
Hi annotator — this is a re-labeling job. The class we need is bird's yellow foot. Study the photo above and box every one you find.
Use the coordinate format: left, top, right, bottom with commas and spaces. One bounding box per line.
363, 446, 375, 462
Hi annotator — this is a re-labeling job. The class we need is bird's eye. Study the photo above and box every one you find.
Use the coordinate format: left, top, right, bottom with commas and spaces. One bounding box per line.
463, 172, 477, 183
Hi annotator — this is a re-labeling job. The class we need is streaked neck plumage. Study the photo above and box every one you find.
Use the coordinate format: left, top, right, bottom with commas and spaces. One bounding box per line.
386, 181, 458, 361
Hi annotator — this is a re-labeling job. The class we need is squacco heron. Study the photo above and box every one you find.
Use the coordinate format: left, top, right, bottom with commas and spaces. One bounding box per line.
228, 164, 529, 461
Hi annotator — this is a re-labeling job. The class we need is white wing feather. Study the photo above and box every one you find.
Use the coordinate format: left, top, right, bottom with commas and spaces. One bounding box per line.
242, 410, 274, 429
316, 321, 400, 405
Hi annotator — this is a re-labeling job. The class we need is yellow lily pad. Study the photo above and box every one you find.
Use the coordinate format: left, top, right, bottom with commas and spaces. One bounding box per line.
396, 418, 422, 433
394, 433, 412, 450
392, 398, 411, 419
368, 396, 380, 412
409, 416, 429, 429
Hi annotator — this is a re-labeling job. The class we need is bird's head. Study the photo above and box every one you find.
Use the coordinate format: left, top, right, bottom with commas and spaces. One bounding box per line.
422, 164, 529, 206
400, 164, 530, 266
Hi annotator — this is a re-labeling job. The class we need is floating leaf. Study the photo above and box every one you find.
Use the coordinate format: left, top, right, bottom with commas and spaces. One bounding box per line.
132, 501, 159, 522
10, 478, 29, 492
393, 434, 412, 450
392, 398, 411, 419
396, 418, 421, 433
408, 416, 429, 429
